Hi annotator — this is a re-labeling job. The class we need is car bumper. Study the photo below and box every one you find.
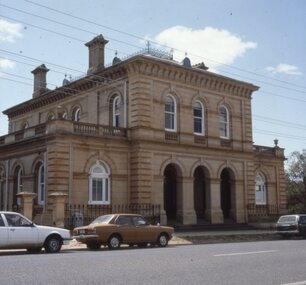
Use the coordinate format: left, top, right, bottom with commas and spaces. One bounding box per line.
73, 235, 99, 242
275, 230, 299, 235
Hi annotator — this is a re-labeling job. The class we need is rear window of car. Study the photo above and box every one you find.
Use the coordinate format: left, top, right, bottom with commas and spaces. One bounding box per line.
278, 216, 297, 223
90, 215, 114, 225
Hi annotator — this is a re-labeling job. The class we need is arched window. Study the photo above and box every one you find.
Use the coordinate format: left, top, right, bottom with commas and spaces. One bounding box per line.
113, 96, 120, 128
62, 111, 68, 120
193, 101, 204, 135
165, 95, 176, 131
255, 172, 266, 205
14, 167, 23, 206
37, 164, 45, 205
0, 167, 5, 210
219, 105, 229, 139
72, 107, 81, 122
22, 122, 29, 129
89, 161, 111, 205
47, 112, 55, 121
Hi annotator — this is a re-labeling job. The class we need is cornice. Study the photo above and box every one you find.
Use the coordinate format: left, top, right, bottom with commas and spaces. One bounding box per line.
3, 66, 127, 118
124, 56, 259, 98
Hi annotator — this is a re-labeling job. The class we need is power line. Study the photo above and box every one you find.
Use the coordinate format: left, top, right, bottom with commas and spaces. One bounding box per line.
22, 0, 306, 91
2, 12, 305, 96
0, 4, 143, 50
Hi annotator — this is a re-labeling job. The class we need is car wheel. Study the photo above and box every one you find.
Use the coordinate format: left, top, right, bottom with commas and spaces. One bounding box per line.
44, 236, 62, 253
157, 233, 168, 247
108, 235, 121, 250
27, 247, 42, 254
87, 242, 101, 250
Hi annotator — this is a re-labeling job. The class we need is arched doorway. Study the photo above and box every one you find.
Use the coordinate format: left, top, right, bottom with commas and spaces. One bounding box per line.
163, 164, 178, 221
220, 168, 232, 219
193, 167, 206, 219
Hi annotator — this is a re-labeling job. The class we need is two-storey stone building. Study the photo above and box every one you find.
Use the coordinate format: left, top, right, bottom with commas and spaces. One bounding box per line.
0, 34, 287, 226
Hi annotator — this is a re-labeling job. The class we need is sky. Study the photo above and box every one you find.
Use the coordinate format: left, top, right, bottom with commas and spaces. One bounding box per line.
0, 0, 305, 157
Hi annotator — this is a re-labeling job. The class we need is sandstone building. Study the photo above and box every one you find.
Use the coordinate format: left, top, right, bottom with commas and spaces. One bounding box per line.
0, 35, 287, 226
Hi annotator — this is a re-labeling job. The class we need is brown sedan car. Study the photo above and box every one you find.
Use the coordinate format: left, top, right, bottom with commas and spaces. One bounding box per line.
73, 213, 174, 250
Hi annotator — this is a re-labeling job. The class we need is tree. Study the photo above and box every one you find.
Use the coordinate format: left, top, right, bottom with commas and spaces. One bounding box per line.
285, 150, 306, 213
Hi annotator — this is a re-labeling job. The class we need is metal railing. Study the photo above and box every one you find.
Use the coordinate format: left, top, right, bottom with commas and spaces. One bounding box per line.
65, 203, 160, 229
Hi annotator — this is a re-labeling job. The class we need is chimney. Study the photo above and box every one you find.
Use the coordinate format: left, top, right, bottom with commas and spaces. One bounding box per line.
31, 64, 49, 98
85, 34, 109, 75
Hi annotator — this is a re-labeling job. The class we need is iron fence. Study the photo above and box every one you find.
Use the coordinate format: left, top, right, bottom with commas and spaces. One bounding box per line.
65, 203, 160, 229
247, 204, 287, 222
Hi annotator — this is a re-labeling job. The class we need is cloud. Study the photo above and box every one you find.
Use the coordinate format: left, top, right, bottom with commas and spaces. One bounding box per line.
151, 26, 257, 71
0, 19, 23, 43
265, 63, 302, 76
0, 58, 15, 69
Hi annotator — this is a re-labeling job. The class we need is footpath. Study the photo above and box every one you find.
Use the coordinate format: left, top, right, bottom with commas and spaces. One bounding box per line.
64, 229, 280, 250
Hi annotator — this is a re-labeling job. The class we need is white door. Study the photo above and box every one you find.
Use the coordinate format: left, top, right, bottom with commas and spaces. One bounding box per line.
0, 214, 8, 247
4, 213, 39, 247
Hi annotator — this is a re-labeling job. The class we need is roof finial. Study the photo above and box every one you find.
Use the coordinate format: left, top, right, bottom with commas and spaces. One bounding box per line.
147, 41, 151, 53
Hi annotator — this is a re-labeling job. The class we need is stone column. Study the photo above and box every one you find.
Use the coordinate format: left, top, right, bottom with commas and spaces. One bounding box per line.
233, 179, 246, 223
205, 178, 223, 224
152, 175, 167, 225
178, 177, 197, 225
16, 192, 37, 220
49, 192, 68, 228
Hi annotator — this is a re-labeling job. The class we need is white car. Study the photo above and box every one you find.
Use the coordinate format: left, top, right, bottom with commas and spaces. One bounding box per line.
0, 211, 71, 253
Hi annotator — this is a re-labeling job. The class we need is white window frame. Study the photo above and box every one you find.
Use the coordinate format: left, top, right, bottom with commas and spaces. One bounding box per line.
255, 172, 267, 205
88, 161, 111, 205
113, 96, 120, 128
17, 168, 23, 205
165, 95, 177, 132
219, 105, 229, 139
193, 101, 204, 135
38, 164, 45, 206
72, 107, 81, 122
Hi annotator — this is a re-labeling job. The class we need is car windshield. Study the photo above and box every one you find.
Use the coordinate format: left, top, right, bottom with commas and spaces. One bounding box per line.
90, 215, 114, 225
278, 216, 297, 223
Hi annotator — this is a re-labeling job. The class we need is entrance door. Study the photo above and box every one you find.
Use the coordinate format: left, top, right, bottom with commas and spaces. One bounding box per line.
164, 165, 177, 220
221, 169, 231, 219
194, 167, 206, 219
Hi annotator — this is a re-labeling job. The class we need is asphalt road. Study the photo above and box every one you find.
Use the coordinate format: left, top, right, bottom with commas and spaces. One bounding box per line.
1, 240, 306, 285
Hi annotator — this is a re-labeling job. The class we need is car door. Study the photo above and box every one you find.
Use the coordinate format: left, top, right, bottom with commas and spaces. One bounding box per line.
0, 214, 8, 247
132, 216, 155, 243
114, 215, 137, 243
4, 213, 39, 247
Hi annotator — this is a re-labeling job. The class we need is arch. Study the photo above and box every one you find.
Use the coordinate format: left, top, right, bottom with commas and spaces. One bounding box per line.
255, 171, 267, 205
88, 160, 111, 205
83, 152, 116, 174
160, 158, 185, 177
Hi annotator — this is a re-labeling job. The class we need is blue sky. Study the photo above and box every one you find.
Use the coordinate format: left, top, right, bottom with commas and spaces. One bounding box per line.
0, 0, 305, 157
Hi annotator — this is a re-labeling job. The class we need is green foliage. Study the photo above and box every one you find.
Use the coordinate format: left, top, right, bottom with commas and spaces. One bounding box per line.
285, 150, 306, 212
287, 203, 306, 214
